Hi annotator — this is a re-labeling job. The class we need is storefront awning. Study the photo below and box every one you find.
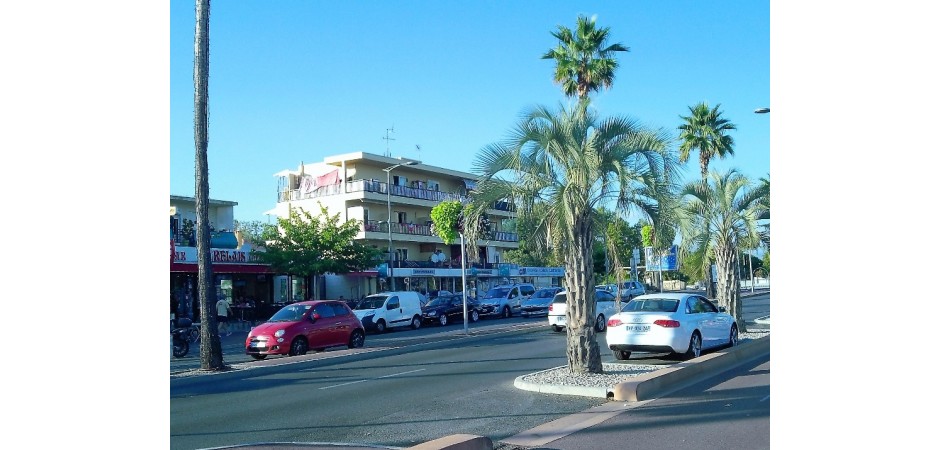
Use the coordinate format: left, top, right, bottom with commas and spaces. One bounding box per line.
171, 262, 273, 274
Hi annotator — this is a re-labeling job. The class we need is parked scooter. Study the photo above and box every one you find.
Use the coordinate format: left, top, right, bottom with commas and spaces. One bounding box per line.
171, 317, 193, 358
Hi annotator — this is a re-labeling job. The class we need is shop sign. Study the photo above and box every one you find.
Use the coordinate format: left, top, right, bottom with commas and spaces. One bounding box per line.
172, 246, 266, 264
517, 267, 565, 276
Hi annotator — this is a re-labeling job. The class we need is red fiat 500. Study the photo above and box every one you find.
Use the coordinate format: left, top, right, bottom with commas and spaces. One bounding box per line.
245, 300, 365, 360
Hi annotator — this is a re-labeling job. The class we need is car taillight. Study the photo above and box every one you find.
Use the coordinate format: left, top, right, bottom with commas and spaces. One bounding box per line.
653, 319, 680, 328
607, 318, 622, 327
549, 304, 554, 312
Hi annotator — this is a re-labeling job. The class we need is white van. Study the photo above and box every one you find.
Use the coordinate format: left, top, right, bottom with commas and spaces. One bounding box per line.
352, 291, 424, 333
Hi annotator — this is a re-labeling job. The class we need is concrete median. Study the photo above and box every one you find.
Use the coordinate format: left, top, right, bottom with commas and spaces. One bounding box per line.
610, 335, 770, 401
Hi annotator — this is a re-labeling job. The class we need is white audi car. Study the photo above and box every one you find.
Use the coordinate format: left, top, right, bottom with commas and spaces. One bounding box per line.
605, 292, 738, 360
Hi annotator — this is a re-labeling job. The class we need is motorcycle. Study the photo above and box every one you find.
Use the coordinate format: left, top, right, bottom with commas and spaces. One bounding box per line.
171, 317, 193, 358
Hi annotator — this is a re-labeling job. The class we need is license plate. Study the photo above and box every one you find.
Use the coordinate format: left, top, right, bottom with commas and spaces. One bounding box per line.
250, 341, 265, 347
625, 325, 650, 332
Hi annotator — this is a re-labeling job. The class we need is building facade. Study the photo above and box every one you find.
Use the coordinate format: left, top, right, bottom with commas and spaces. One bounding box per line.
170, 195, 274, 323
266, 152, 562, 300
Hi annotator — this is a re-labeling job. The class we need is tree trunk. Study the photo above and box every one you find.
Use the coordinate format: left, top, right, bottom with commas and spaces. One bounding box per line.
194, 0, 224, 369
564, 215, 603, 374
714, 243, 746, 332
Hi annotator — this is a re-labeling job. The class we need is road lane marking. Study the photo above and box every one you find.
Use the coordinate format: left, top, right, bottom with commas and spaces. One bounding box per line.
319, 368, 426, 390
760, 394, 770, 402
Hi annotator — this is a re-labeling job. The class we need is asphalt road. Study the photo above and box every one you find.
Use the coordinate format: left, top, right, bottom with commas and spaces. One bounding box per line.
543, 354, 771, 450
170, 290, 770, 449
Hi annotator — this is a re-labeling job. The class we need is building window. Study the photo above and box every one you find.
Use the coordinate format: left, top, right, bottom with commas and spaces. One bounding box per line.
397, 248, 409, 261
427, 180, 440, 191
363, 208, 369, 222
396, 211, 407, 224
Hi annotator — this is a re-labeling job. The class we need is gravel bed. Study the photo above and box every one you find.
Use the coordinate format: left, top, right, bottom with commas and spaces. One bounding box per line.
519, 330, 770, 389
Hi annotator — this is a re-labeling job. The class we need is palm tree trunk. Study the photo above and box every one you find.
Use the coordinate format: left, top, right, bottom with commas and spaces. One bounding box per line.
194, 0, 224, 369
714, 243, 746, 332
564, 215, 602, 374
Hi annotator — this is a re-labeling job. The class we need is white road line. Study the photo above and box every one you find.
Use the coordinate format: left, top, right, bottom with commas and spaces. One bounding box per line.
319, 368, 426, 390
760, 394, 770, 402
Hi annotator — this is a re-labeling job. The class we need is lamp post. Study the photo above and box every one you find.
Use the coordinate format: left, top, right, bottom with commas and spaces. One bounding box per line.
383, 161, 418, 291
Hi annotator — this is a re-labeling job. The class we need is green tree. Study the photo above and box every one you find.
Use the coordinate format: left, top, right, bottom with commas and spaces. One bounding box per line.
502, 203, 562, 267
677, 102, 737, 180
234, 220, 277, 248
542, 14, 629, 101
471, 101, 676, 374
676, 169, 767, 332
193, 0, 224, 370
257, 204, 382, 299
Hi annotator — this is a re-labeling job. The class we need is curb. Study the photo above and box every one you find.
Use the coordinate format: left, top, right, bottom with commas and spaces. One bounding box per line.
512, 335, 770, 401
611, 335, 770, 401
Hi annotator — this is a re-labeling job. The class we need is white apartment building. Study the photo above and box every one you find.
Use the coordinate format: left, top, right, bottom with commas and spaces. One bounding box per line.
265, 152, 561, 300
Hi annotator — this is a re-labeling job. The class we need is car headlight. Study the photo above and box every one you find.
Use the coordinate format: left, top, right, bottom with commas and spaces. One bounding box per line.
274, 329, 285, 338
428, 311, 437, 316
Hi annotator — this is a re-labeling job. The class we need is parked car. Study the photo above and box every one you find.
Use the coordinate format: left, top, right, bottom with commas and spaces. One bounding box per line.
352, 291, 424, 333
620, 281, 647, 300
519, 287, 563, 318
421, 294, 481, 326
605, 292, 738, 361
245, 300, 365, 360
477, 283, 536, 318
548, 289, 620, 332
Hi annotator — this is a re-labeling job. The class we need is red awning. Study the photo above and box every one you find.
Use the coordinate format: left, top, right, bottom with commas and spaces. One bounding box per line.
170, 262, 273, 274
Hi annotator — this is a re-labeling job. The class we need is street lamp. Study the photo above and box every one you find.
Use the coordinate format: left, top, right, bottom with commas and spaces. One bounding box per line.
383, 160, 418, 291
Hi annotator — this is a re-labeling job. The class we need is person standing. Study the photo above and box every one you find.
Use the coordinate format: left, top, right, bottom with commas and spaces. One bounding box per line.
216, 296, 233, 336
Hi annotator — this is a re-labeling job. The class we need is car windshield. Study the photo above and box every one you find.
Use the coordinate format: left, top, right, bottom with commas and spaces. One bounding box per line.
355, 296, 388, 310
267, 304, 311, 322
425, 297, 447, 307
622, 298, 680, 313
533, 289, 555, 298
484, 287, 510, 298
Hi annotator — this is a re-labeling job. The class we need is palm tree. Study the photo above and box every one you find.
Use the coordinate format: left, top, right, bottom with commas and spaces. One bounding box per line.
193, 0, 224, 369
542, 15, 629, 101
472, 101, 677, 373
677, 102, 737, 180
676, 169, 766, 332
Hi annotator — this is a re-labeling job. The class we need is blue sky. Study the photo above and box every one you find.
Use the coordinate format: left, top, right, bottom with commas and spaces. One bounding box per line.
170, 0, 770, 223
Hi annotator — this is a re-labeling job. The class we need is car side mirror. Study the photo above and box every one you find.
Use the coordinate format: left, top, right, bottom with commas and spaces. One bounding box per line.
718, 306, 726, 313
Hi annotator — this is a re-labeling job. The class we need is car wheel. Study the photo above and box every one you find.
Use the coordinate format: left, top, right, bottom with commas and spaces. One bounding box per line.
551, 325, 563, 333
288, 337, 308, 356
502, 306, 512, 318
684, 332, 702, 360
375, 320, 387, 333
172, 339, 189, 358
348, 329, 365, 349
411, 315, 422, 330
728, 324, 739, 347
249, 354, 267, 360
470, 310, 479, 322
439, 315, 448, 326
612, 349, 630, 360
594, 314, 606, 332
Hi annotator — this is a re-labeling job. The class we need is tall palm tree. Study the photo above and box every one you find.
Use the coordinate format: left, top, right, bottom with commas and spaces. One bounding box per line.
194, 0, 224, 369
472, 101, 677, 374
542, 15, 629, 101
676, 169, 766, 332
677, 102, 737, 180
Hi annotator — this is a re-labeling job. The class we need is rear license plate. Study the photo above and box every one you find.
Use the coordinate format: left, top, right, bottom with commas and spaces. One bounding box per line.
625, 325, 650, 332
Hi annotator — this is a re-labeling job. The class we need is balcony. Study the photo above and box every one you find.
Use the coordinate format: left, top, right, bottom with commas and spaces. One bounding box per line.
278, 179, 516, 213
363, 220, 518, 242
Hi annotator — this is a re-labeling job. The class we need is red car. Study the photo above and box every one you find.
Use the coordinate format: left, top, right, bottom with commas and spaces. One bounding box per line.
245, 300, 365, 360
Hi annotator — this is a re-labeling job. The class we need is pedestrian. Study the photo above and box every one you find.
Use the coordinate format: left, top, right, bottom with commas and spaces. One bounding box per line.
216, 296, 233, 336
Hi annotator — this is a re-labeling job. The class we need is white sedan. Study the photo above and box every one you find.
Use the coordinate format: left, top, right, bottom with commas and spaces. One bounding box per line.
605, 293, 738, 360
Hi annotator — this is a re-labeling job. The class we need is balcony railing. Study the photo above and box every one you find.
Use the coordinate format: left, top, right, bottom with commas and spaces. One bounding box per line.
363, 220, 518, 242
278, 179, 516, 212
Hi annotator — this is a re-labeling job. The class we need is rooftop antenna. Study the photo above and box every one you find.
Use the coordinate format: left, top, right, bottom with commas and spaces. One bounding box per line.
383, 126, 395, 157
415, 144, 421, 161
